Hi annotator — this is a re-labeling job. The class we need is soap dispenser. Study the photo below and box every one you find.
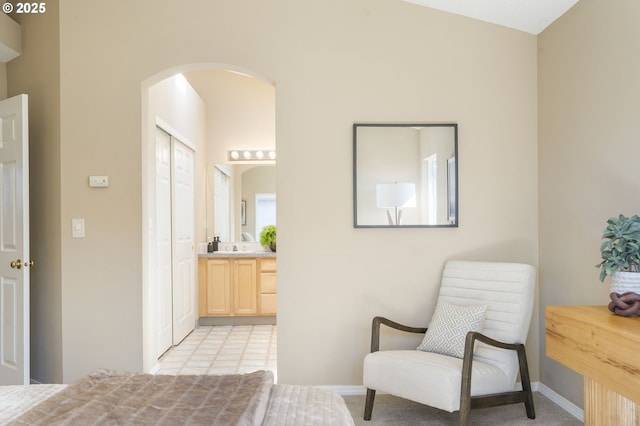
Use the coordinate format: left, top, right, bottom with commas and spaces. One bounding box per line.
212, 236, 219, 252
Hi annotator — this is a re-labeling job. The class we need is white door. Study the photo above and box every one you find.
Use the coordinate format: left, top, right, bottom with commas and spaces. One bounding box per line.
154, 126, 196, 357
213, 167, 230, 242
0, 94, 30, 385
155, 127, 172, 355
171, 140, 195, 345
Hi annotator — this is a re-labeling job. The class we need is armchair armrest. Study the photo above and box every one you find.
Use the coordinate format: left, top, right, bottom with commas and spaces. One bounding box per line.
459, 330, 534, 421
464, 331, 524, 353
461, 331, 527, 383
370, 316, 428, 353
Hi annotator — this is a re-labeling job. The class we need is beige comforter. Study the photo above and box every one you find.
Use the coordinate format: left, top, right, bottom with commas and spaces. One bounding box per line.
9, 369, 273, 425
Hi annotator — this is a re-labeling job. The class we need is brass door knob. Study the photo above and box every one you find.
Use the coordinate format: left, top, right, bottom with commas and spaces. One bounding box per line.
10, 259, 35, 269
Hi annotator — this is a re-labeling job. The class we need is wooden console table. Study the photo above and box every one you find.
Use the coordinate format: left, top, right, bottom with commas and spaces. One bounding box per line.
546, 305, 640, 425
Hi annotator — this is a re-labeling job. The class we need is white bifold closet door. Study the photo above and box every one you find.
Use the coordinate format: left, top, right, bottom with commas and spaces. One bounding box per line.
155, 126, 196, 357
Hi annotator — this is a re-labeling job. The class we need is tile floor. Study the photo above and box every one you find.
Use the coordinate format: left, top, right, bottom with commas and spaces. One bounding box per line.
156, 325, 277, 380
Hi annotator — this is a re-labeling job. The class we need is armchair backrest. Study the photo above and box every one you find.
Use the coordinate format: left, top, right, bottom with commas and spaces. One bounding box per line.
437, 260, 536, 383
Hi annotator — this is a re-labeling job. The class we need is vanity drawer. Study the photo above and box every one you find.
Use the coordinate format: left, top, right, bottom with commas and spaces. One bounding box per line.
260, 258, 277, 272
261, 273, 277, 293
261, 294, 277, 315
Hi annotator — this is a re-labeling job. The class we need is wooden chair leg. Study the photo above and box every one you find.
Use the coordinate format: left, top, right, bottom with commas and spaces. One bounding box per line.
524, 390, 535, 419
459, 348, 473, 426
517, 346, 536, 419
364, 388, 376, 421
459, 393, 471, 426
520, 375, 536, 420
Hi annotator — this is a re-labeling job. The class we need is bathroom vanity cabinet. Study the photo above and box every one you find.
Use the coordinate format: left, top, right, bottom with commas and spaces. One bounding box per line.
259, 258, 277, 315
198, 255, 276, 318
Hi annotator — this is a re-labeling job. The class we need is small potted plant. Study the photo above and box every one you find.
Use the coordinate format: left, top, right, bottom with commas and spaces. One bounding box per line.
597, 215, 640, 317
260, 225, 277, 252
597, 214, 640, 282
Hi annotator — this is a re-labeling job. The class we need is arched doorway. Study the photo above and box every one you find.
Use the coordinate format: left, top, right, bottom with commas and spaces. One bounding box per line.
141, 64, 276, 373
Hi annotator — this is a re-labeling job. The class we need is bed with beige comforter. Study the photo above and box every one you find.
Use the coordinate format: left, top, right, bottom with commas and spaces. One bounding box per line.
0, 369, 354, 425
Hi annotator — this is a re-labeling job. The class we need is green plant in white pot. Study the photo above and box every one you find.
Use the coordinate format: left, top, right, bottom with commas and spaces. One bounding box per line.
260, 225, 276, 252
597, 214, 640, 293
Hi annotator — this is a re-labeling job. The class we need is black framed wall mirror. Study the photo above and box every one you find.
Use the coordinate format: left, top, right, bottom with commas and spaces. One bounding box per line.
353, 123, 458, 228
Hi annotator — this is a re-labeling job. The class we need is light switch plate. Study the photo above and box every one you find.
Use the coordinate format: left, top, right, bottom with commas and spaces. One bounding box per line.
72, 218, 85, 238
89, 175, 109, 187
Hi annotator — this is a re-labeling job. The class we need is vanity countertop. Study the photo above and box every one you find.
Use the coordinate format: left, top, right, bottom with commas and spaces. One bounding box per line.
199, 251, 276, 258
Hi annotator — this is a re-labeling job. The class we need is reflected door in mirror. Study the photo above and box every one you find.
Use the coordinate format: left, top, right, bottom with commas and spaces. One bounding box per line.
353, 123, 458, 228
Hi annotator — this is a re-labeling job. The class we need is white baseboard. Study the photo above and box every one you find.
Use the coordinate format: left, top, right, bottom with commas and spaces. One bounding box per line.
319, 381, 583, 423
536, 382, 584, 422
149, 363, 160, 375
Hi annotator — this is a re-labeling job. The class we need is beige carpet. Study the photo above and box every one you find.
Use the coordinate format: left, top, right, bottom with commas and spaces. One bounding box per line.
342, 392, 582, 425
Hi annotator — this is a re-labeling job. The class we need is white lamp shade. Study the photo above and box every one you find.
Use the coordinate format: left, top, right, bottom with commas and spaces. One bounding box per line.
376, 183, 416, 208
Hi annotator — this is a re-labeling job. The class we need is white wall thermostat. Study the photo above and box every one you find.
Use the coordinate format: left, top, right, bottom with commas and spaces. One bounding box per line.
89, 175, 109, 188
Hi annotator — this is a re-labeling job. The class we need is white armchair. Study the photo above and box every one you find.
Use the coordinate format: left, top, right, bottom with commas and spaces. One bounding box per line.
362, 260, 536, 425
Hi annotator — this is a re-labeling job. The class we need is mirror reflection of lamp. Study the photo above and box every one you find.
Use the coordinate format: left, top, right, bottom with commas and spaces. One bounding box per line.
376, 183, 416, 225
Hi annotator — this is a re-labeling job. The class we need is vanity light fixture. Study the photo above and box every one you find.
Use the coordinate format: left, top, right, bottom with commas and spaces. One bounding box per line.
376, 182, 416, 225
228, 150, 276, 162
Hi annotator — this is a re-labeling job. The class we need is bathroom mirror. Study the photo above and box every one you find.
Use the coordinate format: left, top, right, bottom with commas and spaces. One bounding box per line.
206, 163, 276, 242
353, 123, 458, 228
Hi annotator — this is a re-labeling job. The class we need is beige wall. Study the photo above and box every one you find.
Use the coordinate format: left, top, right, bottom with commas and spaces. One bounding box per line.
273, 1, 538, 386
184, 70, 276, 166
538, 0, 640, 408
11, 0, 539, 385
6, 2, 62, 384
0, 63, 6, 99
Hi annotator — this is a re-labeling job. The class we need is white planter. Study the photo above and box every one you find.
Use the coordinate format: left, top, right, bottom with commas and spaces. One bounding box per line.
610, 271, 640, 294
